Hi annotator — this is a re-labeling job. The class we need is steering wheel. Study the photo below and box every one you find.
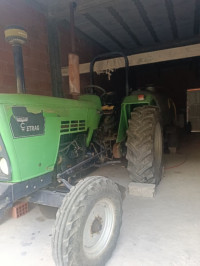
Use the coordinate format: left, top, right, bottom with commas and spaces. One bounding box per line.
84, 85, 106, 98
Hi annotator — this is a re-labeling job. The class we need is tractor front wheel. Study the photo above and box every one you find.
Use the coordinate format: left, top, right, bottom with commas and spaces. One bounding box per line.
126, 106, 163, 184
52, 176, 122, 266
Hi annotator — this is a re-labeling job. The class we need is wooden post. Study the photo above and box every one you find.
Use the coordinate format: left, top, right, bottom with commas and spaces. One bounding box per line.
68, 1, 80, 97
68, 53, 80, 97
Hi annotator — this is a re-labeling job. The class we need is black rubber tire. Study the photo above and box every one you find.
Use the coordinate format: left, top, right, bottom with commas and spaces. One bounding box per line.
126, 106, 163, 184
52, 176, 122, 266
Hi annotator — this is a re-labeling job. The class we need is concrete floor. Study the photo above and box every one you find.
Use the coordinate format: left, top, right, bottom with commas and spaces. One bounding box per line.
0, 133, 200, 266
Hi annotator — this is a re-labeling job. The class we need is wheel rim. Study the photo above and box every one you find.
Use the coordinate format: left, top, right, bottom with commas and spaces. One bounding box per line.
154, 122, 162, 169
83, 198, 115, 258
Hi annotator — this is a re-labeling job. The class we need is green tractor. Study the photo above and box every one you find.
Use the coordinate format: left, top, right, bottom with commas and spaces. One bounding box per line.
0, 28, 176, 266
87, 52, 176, 185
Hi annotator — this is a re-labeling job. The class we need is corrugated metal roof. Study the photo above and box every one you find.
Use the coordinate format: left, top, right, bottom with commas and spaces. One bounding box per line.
33, 0, 200, 54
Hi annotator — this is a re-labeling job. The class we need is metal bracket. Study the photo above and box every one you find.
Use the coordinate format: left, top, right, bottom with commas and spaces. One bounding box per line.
0, 172, 52, 219
57, 150, 105, 179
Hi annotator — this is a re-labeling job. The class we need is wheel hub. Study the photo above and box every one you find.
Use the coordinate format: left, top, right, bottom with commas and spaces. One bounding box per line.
83, 198, 115, 258
91, 216, 102, 234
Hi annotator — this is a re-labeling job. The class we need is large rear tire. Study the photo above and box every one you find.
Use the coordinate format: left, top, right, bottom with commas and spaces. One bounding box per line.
52, 176, 122, 266
126, 106, 163, 184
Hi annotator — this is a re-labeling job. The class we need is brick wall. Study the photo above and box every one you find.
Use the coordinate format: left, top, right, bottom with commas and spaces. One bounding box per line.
0, 0, 51, 95
0, 0, 106, 97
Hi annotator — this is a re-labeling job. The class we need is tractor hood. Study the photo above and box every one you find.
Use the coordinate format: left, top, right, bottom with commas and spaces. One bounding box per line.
0, 94, 101, 183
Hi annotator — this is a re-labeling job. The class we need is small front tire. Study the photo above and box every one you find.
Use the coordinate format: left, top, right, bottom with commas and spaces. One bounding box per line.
52, 176, 122, 266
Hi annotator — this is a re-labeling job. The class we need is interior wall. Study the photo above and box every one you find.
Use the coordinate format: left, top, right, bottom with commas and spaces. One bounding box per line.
131, 58, 200, 110
95, 58, 200, 112
0, 0, 52, 95
0, 0, 106, 97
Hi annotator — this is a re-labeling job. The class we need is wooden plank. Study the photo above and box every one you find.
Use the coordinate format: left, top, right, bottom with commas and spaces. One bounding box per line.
68, 53, 80, 96
61, 43, 200, 76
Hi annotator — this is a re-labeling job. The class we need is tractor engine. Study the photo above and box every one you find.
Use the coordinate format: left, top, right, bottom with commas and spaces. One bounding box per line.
57, 133, 86, 173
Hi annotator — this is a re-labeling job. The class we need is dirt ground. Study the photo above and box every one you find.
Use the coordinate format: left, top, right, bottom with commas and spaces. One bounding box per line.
0, 133, 200, 266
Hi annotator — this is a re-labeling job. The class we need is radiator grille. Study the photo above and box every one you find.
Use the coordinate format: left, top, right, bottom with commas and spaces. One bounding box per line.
60, 120, 86, 133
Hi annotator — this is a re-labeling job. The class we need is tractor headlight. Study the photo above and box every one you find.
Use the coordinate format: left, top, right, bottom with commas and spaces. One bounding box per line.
0, 157, 9, 175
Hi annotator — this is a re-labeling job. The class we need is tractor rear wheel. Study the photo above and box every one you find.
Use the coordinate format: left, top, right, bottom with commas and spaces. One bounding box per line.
52, 176, 122, 266
126, 106, 163, 184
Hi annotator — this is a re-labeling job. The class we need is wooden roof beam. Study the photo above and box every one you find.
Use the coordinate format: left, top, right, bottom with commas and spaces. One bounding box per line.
62, 43, 200, 76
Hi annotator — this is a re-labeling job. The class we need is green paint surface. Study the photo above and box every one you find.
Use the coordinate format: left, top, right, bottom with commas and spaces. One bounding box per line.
0, 94, 101, 183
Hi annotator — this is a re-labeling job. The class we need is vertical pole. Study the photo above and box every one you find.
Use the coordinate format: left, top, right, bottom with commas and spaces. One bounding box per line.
70, 1, 76, 54
68, 1, 80, 97
47, 19, 63, 98
13, 45, 26, 93
4, 26, 27, 94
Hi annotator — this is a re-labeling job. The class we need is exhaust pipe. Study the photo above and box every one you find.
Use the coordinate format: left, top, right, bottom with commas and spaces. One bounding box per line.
4, 25, 27, 94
